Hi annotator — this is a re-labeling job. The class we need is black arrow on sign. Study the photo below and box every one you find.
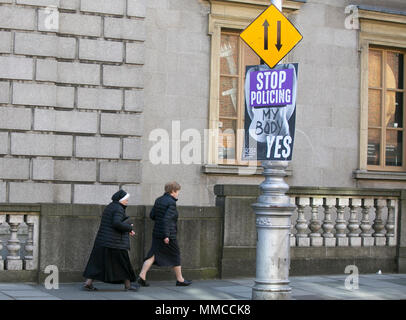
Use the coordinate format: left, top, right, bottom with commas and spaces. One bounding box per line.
275, 20, 282, 51
263, 19, 269, 50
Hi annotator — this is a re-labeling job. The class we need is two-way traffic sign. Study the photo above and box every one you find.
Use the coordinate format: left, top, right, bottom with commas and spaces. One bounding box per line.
240, 4, 303, 68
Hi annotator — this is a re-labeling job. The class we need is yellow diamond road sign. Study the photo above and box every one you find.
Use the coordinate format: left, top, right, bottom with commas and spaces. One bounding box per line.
240, 4, 303, 68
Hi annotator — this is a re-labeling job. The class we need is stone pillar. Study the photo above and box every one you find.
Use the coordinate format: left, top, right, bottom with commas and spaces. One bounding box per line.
385, 199, 396, 246
252, 161, 295, 300
5, 215, 24, 270
290, 197, 296, 247
398, 190, 406, 273
373, 199, 386, 246
24, 215, 38, 270
348, 198, 361, 247
335, 198, 349, 246
295, 197, 309, 247
309, 197, 323, 246
0, 215, 5, 270
360, 199, 374, 246
322, 197, 336, 247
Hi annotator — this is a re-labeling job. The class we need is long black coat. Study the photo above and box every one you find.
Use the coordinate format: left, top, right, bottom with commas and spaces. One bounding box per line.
94, 200, 133, 250
150, 193, 178, 240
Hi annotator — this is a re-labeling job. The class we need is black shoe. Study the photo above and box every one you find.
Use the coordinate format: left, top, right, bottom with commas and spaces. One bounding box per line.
176, 280, 192, 286
124, 283, 140, 292
137, 276, 150, 287
83, 284, 98, 291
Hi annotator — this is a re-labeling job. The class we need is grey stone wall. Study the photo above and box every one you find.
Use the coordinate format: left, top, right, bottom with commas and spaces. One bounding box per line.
0, 204, 223, 283
286, 0, 360, 188
142, 0, 406, 207
0, 0, 145, 205
0, 0, 405, 208
141, 0, 215, 206
215, 185, 402, 278
1, 187, 403, 282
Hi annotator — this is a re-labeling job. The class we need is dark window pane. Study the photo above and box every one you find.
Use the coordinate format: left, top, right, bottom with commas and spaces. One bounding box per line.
400, 53, 404, 89
218, 119, 237, 160
367, 128, 381, 166
385, 91, 403, 128
386, 130, 403, 167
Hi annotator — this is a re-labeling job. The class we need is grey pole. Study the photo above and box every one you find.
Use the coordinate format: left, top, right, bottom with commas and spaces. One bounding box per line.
251, 161, 295, 300
251, 0, 296, 300
272, 0, 282, 10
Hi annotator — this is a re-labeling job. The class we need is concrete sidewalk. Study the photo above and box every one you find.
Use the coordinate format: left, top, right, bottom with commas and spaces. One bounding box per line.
0, 273, 406, 300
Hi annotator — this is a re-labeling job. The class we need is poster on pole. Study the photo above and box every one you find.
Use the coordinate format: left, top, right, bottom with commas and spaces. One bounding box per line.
242, 63, 298, 161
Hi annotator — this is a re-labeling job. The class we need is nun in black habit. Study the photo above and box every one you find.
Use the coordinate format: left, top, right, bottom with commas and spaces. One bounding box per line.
83, 189, 139, 291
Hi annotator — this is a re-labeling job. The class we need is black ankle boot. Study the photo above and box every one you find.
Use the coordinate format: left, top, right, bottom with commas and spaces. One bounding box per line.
136, 276, 150, 287
176, 279, 192, 286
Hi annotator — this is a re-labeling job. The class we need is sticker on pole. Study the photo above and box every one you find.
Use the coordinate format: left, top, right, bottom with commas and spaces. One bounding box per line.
243, 63, 298, 161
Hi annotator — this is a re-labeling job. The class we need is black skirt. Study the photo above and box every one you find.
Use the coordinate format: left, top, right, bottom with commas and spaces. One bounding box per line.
83, 245, 136, 284
145, 237, 181, 267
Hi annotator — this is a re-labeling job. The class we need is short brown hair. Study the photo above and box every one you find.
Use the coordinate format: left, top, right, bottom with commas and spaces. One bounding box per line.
165, 181, 181, 194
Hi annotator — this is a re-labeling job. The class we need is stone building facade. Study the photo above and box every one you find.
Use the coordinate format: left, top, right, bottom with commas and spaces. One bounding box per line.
0, 0, 406, 281
0, 0, 404, 206
0, 0, 145, 205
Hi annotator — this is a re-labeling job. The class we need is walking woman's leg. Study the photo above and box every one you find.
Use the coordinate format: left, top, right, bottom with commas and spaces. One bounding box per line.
124, 279, 139, 291
124, 279, 131, 288
173, 266, 184, 282
83, 278, 98, 291
139, 255, 155, 280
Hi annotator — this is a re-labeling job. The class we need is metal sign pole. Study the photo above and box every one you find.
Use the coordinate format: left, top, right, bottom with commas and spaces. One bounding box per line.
272, 0, 282, 10
251, 0, 295, 300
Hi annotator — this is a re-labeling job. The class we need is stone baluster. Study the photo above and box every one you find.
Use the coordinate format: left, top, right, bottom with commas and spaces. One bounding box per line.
373, 199, 386, 246
348, 198, 361, 247
290, 197, 296, 247
335, 198, 349, 246
309, 198, 323, 247
322, 197, 336, 247
24, 215, 35, 270
5, 215, 24, 270
0, 215, 5, 270
385, 199, 396, 246
295, 197, 310, 247
360, 199, 374, 246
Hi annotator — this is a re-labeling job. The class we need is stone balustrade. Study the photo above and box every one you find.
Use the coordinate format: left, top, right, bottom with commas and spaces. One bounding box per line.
0, 188, 403, 280
0, 213, 39, 271
289, 196, 397, 247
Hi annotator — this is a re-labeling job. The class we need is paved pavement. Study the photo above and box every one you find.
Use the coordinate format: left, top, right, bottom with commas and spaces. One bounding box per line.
0, 273, 406, 300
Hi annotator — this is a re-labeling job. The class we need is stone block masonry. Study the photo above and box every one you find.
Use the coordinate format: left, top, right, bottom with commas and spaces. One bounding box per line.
80, 0, 126, 16
15, 32, 76, 59
0, 0, 146, 205
0, 5, 35, 31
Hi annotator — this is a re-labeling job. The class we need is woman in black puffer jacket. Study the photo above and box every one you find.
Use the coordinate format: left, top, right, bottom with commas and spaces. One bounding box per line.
136, 182, 192, 287
82, 190, 139, 291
